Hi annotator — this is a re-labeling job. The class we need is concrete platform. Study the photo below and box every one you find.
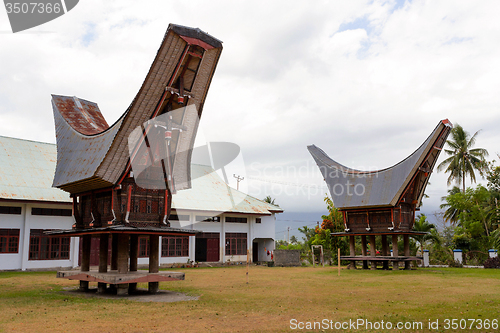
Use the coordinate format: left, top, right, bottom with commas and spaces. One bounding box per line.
57, 270, 185, 284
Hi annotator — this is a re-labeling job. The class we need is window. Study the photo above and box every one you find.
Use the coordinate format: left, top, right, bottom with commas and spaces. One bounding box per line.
256, 218, 262, 224
32, 208, 72, 216
138, 236, 149, 257
29, 229, 70, 260
0, 229, 20, 253
0, 206, 21, 215
162, 236, 189, 257
169, 214, 190, 221
196, 215, 220, 222
225, 217, 247, 223
225, 233, 247, 255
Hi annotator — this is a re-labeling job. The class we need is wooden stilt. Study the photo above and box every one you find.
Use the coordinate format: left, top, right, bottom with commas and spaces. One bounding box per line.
129, 234, 138, 294
404, 234, 411, 270
149, 235, 160, 293
349, 236, 356, 269
338, 248, 341, 276
369, 235, 377, 270
381, 235, 389, 270
109, 234, 118, 294
392, 234, 399, 270
117, 234, 129, 274
111, 234, 118, 271
98, 234, 109, 293
361, 235, 368, 270
79, 235, 91, 291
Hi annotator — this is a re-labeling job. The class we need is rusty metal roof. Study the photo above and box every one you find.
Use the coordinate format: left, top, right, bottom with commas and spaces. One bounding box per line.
172, 164, 283, 215
51, 95, 109, 135
0, 136, 71, 203
308, 119, 452, 210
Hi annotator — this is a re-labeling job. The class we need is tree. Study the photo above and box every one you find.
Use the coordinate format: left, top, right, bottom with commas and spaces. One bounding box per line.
411, 214, 440, 254
439, 186, 462, 224
437, 124, 489, 193
486, 155, 500, 195
444, 185, 493, 237
320, 196, 344, 233
298, 226, 317, 245
263, 196, 278, 206
298, 197, 348, 265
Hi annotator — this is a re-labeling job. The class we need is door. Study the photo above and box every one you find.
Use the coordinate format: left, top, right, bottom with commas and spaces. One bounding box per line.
206, 238, 220, 262
195, 238, 207, 262
252, 242, 259, 262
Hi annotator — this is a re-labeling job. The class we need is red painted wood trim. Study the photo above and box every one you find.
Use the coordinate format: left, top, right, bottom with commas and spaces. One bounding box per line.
179, 35, 214, 50
187, 51, 203, 58
49, 230, 197, 237
126, 185, 132, 215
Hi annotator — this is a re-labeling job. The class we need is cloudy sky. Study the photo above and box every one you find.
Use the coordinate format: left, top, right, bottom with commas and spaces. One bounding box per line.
1, 0, 499, 222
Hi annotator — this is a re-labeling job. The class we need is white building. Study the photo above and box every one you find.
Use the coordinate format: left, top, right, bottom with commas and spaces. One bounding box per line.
0, 136, 281, 270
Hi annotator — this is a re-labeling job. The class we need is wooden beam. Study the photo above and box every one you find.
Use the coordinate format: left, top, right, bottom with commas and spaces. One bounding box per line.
111, 234, 118, 271
149, 235, 160, 293
73, 196, 83, 228
369, 235, 376, 270
404, 234, 411, 270
392, 234, 399, 270
381, 235, 389, 270
98, 234, 109, 294
117, 234, 129, 274
361, 235, 368, 269
79, 235, 91, 291
129, 234, 138, 294
349, 236, 356, 269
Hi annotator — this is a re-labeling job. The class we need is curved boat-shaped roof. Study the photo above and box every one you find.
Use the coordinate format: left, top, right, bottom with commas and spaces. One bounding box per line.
52, 24, 223, 194
308, 119, 452, 209
52, 96, 109, 135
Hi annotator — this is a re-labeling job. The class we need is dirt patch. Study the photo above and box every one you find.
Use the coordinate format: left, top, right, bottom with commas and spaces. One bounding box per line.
61, 287, 199, 303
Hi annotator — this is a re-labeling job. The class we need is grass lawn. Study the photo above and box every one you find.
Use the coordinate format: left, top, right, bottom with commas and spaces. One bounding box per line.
0, 266, 499, 332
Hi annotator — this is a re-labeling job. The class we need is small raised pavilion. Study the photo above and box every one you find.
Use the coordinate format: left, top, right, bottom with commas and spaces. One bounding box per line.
47, 24, 223, 294
308, 120, 452, 270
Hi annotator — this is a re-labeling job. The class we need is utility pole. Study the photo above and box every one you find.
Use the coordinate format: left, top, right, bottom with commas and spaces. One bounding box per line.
287, 226, 290, 244
233, 174, 244, 190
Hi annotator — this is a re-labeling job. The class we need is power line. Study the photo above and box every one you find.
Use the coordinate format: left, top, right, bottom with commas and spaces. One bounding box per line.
276, 219, 324, 223
275, 222, 318, 235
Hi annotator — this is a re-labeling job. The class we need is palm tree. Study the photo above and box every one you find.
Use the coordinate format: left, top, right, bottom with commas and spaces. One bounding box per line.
440, 186, 462, 224
437, 124, 489, 193
263, 196, 278, 206
411, 214, 440, 254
